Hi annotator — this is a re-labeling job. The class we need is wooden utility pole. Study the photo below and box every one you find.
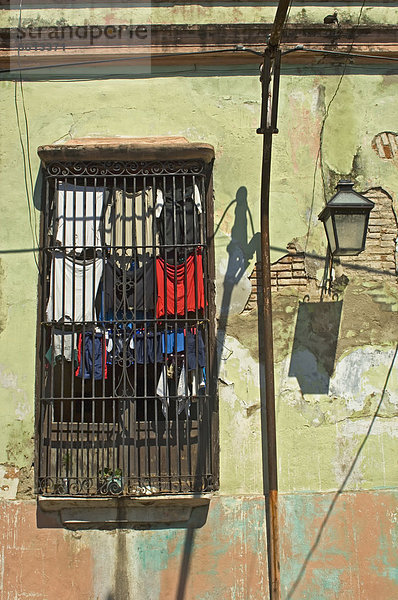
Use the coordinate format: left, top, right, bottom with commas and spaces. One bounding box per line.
257, 2, 291, 599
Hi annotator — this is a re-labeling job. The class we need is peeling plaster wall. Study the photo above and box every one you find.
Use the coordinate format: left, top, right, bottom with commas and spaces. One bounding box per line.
2, 5, 398, 28
0, 2, 398, 598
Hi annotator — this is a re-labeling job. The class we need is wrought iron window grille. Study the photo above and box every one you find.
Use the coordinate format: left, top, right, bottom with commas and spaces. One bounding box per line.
37, 158, 217, 497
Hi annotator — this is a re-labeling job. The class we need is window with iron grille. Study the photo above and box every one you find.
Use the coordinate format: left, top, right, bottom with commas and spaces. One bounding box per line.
36, 146, 217, 497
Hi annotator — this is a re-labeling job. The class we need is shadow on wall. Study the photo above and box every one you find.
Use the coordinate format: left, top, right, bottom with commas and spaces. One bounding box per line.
288, 300, 343, 394
33, 167, 43, 210
215, 184, 260, 342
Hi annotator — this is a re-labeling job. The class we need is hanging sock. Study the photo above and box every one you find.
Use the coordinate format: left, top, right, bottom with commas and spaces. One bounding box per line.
156, 364, 169, 417
176, 363, 189, 416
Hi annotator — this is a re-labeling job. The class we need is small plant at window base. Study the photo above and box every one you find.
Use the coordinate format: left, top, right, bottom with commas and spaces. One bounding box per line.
62, 452, 72, 471
57, 452, 72, 494
98, 468, 123, 495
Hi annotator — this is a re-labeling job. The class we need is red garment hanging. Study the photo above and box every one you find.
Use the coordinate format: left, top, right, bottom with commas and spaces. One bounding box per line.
156, 251, 205, 317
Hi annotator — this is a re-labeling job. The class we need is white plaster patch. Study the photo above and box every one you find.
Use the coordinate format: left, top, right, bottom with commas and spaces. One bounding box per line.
0, 368, 18, 390
334, 416, 398, 488
277, 346, 398, 429
310, 88, 321, 115
289, 90, 307, 104
330, 347, 398, 411
87, 531, 118, 600
218, 335, 260, 412
218, 255, 229, 278
338, 417, 398, 440
388, 509, 398, 524
0, 365, 30, 421
0, 465, 19, 500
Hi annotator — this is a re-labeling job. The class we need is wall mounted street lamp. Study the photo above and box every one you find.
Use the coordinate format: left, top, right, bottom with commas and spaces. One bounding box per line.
318, 180, 375, 256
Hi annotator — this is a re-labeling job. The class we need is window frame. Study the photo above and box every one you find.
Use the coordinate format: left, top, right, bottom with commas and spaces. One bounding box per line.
34, 140, 218, 498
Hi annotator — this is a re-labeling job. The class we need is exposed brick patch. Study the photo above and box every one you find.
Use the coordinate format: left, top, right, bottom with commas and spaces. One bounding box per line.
371, 132, 398, 160
244, 189, 397, 311
244, 245, 308, 311
342, 188, 398, 277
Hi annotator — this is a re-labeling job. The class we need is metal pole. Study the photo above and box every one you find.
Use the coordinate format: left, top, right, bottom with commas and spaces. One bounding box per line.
269, 0, 292, 48
257, 2, 291, 599
259, 116, 281, 600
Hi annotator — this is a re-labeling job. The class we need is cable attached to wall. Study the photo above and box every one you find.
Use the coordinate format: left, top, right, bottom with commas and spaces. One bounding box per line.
305, 0, 367, 254
15, 0, 39, 271
319, 0, 368, 199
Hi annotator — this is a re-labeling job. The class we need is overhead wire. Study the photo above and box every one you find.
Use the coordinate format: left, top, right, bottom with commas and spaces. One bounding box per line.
276, 1, 305, 309
305, 0, 368, 254
1, 39, 398, 76
319, 0, 368, 199
1, 47, 263, 75
14, 0, 40, 270
280, 0, 294, 44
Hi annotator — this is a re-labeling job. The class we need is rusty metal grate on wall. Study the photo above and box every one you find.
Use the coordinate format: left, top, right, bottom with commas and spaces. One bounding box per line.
37, 159, 217, 497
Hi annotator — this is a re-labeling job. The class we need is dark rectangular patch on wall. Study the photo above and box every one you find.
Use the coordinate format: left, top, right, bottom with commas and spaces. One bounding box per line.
288, 300, 343, 395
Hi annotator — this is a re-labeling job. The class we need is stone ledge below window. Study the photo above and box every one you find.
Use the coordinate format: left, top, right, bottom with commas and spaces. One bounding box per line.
37, 136, 215, 164
38, 494, 212, 529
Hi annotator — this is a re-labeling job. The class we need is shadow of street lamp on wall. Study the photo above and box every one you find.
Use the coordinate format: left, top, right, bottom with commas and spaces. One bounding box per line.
318, 180, 375, 294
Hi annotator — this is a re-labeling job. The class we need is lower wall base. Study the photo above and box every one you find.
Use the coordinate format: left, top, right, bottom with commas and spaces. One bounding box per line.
279, 490, 398, 600
0, 490, 396, 600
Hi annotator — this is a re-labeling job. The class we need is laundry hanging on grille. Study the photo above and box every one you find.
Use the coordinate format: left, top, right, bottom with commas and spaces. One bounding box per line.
106, 329, 186, 365
161, 329, 185, 355
161, 327, 206, 372
55, 182, 108, 253
156, 183, 202, 261
156, 359, 189, 417
156, 329, 206, 416
104, 187, 160, 268
101, 255, 155, 316
45, 329, 78, 365
155, 251, 205, 317
186, 329, 206, 370
185, 330, 206, 395
155, 183, 202, 220
105, 326, 133, 366
46, 252, 103, 323
106, 328, 164, 365
75, 332, 107, 380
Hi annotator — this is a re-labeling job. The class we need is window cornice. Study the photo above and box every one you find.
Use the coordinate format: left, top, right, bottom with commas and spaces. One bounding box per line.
38, 137, 215, 164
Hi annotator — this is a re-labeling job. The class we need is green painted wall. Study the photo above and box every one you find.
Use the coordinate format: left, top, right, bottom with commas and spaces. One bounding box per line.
0, 69, 397, 490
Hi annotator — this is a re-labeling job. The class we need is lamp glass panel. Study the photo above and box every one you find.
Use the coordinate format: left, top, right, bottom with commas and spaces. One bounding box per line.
334, 212, 367, 252
324, 214, 336, 253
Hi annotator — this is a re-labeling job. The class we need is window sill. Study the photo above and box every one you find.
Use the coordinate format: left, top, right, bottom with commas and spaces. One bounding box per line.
38, 494, 212, 529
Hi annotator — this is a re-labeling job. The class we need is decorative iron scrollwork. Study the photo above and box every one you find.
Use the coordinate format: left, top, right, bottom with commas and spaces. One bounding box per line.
45, 160, 205, 178
38, 474, 217, 496
38, 477, 95, 495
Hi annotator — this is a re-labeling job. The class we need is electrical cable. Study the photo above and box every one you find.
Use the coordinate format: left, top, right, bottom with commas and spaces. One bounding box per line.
0, 47, 263, 74
284, 46, 398, 62
305, 0, 368, 254
7, 57, 396, 84
14, 0, 39, 270
319, 0, 368, 198
280, 0, 294, 44
2, 38, 398, 76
